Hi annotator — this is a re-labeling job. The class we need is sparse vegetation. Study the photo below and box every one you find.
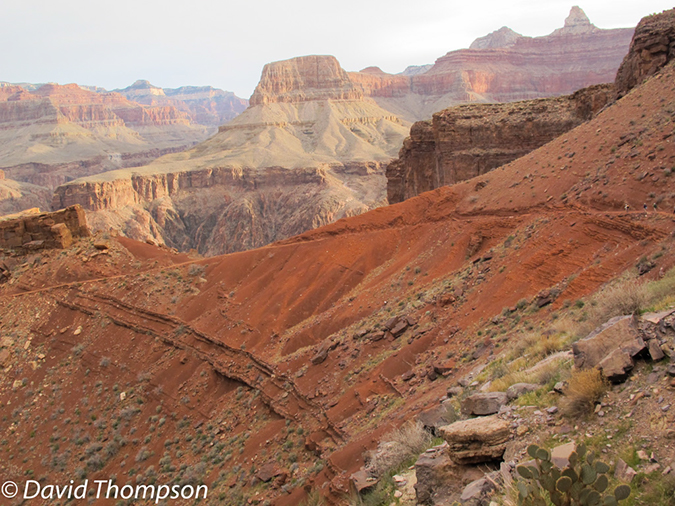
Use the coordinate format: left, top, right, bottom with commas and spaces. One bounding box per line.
365, 421, 432, 479
561, 368, 608, 418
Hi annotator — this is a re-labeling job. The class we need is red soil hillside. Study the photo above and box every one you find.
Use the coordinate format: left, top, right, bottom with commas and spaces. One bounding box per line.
1, 59, 675, 506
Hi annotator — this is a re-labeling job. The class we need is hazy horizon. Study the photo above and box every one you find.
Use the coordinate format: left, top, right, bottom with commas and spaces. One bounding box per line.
2, 0, 672, 99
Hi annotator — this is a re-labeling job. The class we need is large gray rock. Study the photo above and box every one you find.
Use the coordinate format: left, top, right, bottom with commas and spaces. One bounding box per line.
573, 315, 645, 380
439, 415, 510, 465
460, 477, 497, 505
597, 349, 635, 382
417, 401, 457, 436
462, 392, 508, 416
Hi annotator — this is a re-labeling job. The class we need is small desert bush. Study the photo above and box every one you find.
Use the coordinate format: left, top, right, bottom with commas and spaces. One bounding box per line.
365, 421, 432, 478
591, 277, 648, 325
188, 264, 205, 277
561, 368, 607, 417
301, 490, 326, 506
507, 330, 569, 364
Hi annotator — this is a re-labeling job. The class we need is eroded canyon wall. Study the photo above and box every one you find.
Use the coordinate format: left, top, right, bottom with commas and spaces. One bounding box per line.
386, 84, 614, 203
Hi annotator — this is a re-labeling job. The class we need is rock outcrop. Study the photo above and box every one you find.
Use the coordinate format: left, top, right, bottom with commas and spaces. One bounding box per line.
469, 26, 523, 50
0, 205, 89, 251
53, 56, 410, 255
439, 415, 511, 465
53, 163, 388, 255
0, 80, 249, 209
615, 8, 675, 96
250, 55, 364, 105
386, 84, 613, 203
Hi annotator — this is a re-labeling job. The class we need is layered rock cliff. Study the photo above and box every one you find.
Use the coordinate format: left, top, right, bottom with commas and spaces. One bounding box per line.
53, 163, 387, 256
615, 8, 675, 96
386, 84, 614, 203
53, 56, 410, 255
0, 83, 210, 191
349, 7, 633, 121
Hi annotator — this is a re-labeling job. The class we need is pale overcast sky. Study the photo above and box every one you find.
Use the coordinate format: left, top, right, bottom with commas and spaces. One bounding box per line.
1, 1, 672, 98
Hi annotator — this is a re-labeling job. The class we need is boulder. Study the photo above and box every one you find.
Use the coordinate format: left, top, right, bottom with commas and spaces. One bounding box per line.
462, 392, 508, 416
310, 346, 328, 365
447, 386, 463, 397
597, 349, 635, 382
350, 469, 377, 493
385, 317, 399, 330
439, 415, 511, 465
370, 331, 385, 342
460, 477, 497, 505
255, 462, 279, 483
648, 340, 666, 361
0, 349, 10, 367
434, 360, 455, 376
573, 315, 645, 380
390, 320, 409, 337
506, 383, 539, 401
641, 309, 675, 337
417, 401, 456, 436
615, 458, 637, 483
550, 442, 576, 468
413, 447, 485, 505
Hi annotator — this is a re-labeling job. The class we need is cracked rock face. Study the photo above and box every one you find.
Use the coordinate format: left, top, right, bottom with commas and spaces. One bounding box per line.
616, 8, 675, 97
439, 415, 511, 465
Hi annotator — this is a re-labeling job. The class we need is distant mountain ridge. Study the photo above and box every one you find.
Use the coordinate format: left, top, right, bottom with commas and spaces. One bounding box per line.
349, 6, 634, 121
114, 80, 248, 127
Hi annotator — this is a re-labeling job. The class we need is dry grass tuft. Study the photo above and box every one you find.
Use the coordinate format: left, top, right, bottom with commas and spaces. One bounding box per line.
365, 421, 432, 478
591, 277, 648, 325
489, 357, 569, 393
561, 368, 608, 417
646, 266, 675, 310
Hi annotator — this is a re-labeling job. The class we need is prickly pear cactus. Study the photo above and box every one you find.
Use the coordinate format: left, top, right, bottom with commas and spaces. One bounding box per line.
515, 442, 631, 506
